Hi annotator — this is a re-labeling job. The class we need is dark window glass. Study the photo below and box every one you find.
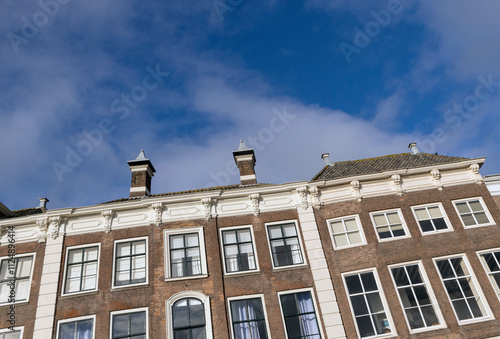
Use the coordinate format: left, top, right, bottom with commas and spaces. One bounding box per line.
114, 240, 146, 286
279, 291, 321, 339
173, 298, 206, 339
112, 311, 146, 339
170, 234, 202, 277
230, 298, 269, 339
222, 229, 257, 273
59, 319, 93, 339
268, 224, 303, 267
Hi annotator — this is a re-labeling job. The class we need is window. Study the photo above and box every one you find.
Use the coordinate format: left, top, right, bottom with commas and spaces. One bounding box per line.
478, 249, 500, 298
111, 308, 148, 339
166, 291, 212, 339
434, 255, 490, 323
370, 209, 409, 241
453, 198, 493, 228
0, 254, 34, 304
411, 204, 451, 234
229, 296, 269, 339
343, 270, 394, 338
266, 221, 304, 268
327, 215, 366, 249
278, 290, 322, 339
0, 327, 23, 339
221, 227, 258, 274
164, 228, 207, 280
113, 238, 147, 288
57, 316, 95, 339
389, 262, 443, 332
63, 244, 99, 295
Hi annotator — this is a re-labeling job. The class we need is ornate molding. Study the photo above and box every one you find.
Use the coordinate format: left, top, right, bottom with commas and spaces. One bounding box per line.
390, 174, 405, 196
249, 193, 260, 216
36, 218, 48, 243
151, 203, 164, 226
201, 198, 214, 221
296, 186, 309, 210
350, 180, 363, 202
430, 169, 443, 190
48, 216, 62, 240
309, 186, 323, 209
469, 163, 483, 185
101, 210, 114, 233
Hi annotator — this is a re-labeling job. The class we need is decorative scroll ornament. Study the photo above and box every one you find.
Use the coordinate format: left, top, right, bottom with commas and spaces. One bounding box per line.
350, 180, 363, 202
101, 210, 114, 233
390, 174, 405, 196
151, 203, 164, 226
249, 193, 260, 216
430, 169, 443, 190
36, 218, 48, 243
469, 163, 484, 185
296, 186, 309, 210
201, 198, 213, 221
48, 216, 61, 240
309, 186, 323, 209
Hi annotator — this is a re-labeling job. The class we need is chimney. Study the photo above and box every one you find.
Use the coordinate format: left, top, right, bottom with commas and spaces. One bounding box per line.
233, 140, 257, 185
321, 153, 334, 166
38, 198, 49, 212
408, 142, 420, 155
127, 149, 156, 197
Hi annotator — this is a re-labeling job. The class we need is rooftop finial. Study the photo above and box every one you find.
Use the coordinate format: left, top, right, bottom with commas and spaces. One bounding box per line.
321, 153, 334, 167
408, 142, 420, 155
236, 140, 252, 152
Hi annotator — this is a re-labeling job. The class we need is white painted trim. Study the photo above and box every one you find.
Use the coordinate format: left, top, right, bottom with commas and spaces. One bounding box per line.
387, 260, 447, 334
369, 208, 411, 242
55, 314, 96, 339
410, 202, 454, 236
432, 253, 493, 324
163, 227, 208, 280
227, 294, 272, 339
165, 291, 213, 339
477, 248, 500, 303
109, 307, 149, 339
0, 326, 23, 338
276, 288, 326, 339
61, 243, 101, 297
240, 174, 256, 180
264, 219, 308, 270
341, 268, 397, 338
0, 252, 36, 305
326, 214, 367, 250
111, 236, 149, 289
451, 196, 495, 229
219, 225, 260, 276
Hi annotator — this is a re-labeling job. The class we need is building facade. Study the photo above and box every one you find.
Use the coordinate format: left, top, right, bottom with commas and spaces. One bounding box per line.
1, 143, 500, 339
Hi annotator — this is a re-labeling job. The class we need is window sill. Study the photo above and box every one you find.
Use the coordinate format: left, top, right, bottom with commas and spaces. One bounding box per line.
334, 243, 367, 250
408, 324, 447, 334
111, 283, 149, 292
224, 270, 261, 278
462, 223, 495, 229
60, 290, 99, 298
458, 316, 494, 326
165, 274, 208, 282
272, 264, 309, 272
0, 301, 29, 308
377, 235, 412, 243
420, 229, 454, 236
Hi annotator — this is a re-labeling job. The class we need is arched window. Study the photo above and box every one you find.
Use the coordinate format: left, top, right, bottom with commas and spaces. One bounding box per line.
166, 291, 213, 339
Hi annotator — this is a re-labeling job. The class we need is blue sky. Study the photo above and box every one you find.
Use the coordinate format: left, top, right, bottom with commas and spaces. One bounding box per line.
1, 0, 499, 210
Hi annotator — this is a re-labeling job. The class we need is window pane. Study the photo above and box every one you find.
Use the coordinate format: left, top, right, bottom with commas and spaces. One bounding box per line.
69, 250, 83, 264
475, 212, 490, 224
331, 221, 344, 234
345, 219, 358, 231
238, 230, 251, 242
17, 257, 33, 277
130, 312, 146, 335
456, 202, 470, 214
373, 215, 386, 226
387, 212, 401, 225
333, 234, 348, 247
113, 314, 129, 337
223, 231, 237, 244
419, 220, 434, 232
347, 232, 362, 245
186, 234, 199, 247
462, 214, 476, 226
282, 224, 297, 237
268, 226, 282, 239
433, 218, 448, 230
469, 201, 483, 212
117, 243, 130, 256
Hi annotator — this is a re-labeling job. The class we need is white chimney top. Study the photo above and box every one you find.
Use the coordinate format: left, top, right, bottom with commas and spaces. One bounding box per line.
321, 153, 334, 166
39, 197, 49, 211
408, 143, 420, 154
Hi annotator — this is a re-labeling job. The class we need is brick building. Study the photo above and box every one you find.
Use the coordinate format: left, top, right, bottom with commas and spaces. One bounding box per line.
1, 142, 500, 338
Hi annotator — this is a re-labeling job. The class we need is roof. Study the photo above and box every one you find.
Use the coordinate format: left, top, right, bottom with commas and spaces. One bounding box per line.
311, 153, 471, 181
102, 183, 275, 204
9, 207, 44, 218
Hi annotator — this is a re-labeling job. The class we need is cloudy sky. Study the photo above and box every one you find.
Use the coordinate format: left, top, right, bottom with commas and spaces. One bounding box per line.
1, 0, 499, 210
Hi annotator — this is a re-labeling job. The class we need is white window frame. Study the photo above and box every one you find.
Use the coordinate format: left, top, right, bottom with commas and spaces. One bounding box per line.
111, 237, 148, 289
369, 209, 411, 242
265, 220, 308, 270
56, 315, 96, 339
227, 294, 271, 339
0, 327, 23, 339
109, 307, 148, 339
61, 243, 100, 296
164, 227, 208, 281
0, 253, 36, 305
276, 288, 325, 339
219, 225, 260, 276
165, 291, 213, 339
387, 261, 446, 334
411, 203, 453, 235
477, 248, 500, 303
342, 268, 396, 338
433, 254, 492, 324
452, 197, 494, 228
327, 214, 367, 250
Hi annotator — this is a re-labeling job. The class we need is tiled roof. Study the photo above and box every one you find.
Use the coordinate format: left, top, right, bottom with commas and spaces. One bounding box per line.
10, 208, 44, 218
311, 153, 471, 181
102, 183, 275, 204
